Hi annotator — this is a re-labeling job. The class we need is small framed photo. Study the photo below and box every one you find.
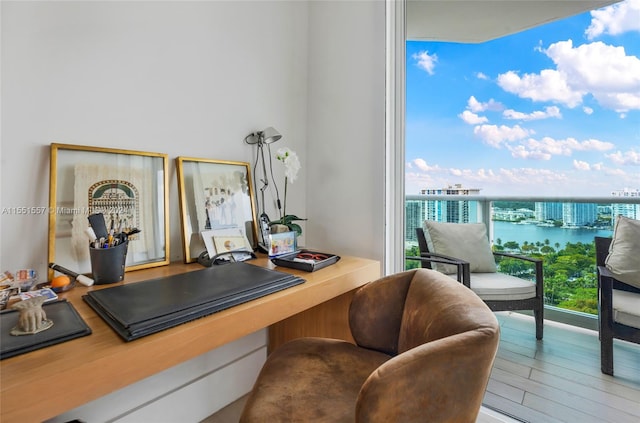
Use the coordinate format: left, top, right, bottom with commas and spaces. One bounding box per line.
176, 157, 259, 263
48, 143, 170, 279
268, 231, 297, 257
201, 228, 252, 257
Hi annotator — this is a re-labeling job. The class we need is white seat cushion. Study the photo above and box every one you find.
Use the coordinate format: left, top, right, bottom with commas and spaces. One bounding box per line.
446, 272, 537, 301
613, 289, 640, 329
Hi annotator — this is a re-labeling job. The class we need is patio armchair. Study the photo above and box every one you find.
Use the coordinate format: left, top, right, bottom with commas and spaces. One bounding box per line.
595, 216, 640, 376
414, 221, 544, 340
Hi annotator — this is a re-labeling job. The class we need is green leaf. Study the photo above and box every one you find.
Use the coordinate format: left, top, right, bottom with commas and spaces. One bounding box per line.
268, 215, 306, 236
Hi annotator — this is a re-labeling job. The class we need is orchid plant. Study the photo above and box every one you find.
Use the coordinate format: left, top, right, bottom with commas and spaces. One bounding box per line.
270, 147, 306, 235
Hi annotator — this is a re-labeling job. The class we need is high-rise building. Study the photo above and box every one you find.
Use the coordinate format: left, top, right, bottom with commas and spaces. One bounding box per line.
535, 202, 563, 221
611, 188, 640, 223
405, 199, 426, 242
562, 203, 597, 227
420, 184, 480, 223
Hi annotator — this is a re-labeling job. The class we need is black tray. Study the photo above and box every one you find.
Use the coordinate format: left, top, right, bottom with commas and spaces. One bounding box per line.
271, 250, 340, 272
0, 299, 91, 359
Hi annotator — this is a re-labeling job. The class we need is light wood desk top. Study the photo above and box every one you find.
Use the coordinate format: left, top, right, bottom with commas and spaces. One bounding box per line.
0, 255, 380, 423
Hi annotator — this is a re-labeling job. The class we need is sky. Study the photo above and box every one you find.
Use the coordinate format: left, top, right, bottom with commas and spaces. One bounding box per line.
405, 0, 640, 197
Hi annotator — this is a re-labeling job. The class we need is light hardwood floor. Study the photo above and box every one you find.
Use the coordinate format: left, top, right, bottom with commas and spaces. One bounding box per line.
202, 312, 640, 423
484, 312, 640, 423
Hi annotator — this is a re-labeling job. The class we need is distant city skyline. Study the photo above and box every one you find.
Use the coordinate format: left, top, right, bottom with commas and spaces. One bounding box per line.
405, 0, 640, 197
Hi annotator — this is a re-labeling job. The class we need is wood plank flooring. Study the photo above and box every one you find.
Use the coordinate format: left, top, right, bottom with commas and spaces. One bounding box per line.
484, 312, 640, 423
203, 312, 640, 423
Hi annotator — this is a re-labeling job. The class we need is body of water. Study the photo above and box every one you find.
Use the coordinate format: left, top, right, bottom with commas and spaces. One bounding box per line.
492, 220, 612, 248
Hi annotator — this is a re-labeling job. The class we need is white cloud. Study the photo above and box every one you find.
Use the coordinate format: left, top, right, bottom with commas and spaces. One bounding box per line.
412, 51, 438, 75
459, 110, 488, 125
497, 39, 640, 112
404, 160, 639, 196
509, 145, 552, 160
497, 69, 584, 108
473, 124, 533, 148
503, 106, 562, 121
607, 149, 640, 165
476, 72, 489, 80
544, 40, 640, 112
412, 158, 442, 172
583, 106, 594, 115
467, 96, 503, 113
573, 160, 591, 170
585, 0, 640, 40
509, 136, 615, 160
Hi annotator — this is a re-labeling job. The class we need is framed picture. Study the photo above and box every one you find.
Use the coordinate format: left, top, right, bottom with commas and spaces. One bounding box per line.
48, 143, 170, 279
176, 157, 259, 263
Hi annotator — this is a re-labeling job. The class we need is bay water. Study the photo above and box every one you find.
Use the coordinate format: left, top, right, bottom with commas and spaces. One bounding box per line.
492, 220, 612, 248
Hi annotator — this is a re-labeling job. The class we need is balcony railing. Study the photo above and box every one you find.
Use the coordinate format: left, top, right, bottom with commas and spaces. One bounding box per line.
404, 195, 640, 329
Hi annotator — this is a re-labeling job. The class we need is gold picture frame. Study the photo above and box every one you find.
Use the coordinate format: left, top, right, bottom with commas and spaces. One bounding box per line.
176, 157, 259, 263
48, 143, 170, 279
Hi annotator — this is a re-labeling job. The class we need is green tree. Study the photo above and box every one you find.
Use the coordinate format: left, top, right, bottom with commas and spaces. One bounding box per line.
504, 241, 520, 251
405, 245, 421, 270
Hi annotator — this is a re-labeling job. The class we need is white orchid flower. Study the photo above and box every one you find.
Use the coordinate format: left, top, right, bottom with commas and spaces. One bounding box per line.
276, 148, 300, 183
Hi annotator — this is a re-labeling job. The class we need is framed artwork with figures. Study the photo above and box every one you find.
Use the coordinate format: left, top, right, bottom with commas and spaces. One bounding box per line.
176, 157, 259, 263
48, 143, 170, 280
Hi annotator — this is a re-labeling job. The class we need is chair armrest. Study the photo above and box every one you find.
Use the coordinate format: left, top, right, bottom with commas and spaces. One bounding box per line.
356, 330, 499, 423
493, 252, 543, 297
598, 265, 640, 294
406, 254, 470, 287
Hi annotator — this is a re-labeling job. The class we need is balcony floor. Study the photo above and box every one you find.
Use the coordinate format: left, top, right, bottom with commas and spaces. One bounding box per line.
485, 312, 640, 423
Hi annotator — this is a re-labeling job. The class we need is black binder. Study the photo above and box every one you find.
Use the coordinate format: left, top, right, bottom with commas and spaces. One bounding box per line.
83, 262, 305, 341
0, 300, 91, 359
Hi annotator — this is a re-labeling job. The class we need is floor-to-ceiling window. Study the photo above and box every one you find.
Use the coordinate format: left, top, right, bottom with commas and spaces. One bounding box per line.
403, 0, 639, 323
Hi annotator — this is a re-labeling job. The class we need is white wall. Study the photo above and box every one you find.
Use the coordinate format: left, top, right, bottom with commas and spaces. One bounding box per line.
1, 0, 386, 421
1, 0, 309, 273
306, 0, 386, 262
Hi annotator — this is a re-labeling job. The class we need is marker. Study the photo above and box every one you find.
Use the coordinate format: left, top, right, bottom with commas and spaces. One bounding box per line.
48, 263, 94, 286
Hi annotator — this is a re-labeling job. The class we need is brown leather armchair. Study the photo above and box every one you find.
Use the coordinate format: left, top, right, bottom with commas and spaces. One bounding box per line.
240, 268, 500, 423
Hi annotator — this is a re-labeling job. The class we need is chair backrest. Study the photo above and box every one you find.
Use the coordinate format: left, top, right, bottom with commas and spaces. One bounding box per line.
416, 227, 430, 254
595, 236, 612, 267
350, 268, 500, 422
349, 268, 499, 354
595, 236, 640, 294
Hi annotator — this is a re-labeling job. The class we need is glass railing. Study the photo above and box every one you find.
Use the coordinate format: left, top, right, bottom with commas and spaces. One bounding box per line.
404, 194, 640, 329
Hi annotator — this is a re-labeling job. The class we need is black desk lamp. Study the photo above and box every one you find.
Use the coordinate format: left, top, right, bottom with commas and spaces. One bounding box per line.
244, 126, 282, 252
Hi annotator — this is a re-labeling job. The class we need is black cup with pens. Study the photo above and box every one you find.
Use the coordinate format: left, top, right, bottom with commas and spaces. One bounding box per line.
87, 213, 136, 285
89, 240, 128, 285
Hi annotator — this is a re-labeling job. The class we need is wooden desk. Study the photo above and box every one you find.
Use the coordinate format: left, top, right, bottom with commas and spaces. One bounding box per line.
0, 256, 380, 423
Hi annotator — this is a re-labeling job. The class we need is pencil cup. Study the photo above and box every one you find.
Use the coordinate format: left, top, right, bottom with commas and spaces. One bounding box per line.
89, 241, 128, 285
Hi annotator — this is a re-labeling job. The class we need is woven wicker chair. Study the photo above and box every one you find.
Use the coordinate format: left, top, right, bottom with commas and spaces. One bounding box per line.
595, 236, 640, 375
414, 222, 544, 340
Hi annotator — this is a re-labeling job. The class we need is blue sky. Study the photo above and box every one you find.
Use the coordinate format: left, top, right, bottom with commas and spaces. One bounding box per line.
406, 0, 640, 197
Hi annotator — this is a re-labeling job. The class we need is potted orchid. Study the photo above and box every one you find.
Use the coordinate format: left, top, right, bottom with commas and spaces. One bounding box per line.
270, 147, 306, 235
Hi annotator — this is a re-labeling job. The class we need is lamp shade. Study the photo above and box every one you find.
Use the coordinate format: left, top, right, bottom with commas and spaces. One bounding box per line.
261, 127, 282, 144
244, 127, 282, 145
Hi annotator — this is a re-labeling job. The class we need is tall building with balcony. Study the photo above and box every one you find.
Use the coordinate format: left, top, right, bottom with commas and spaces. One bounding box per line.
535, 202, 563, 221
420, 184, 480, 223
562, 202, 597, 227
611, 188, 640, 223
405, 199, 426, 243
